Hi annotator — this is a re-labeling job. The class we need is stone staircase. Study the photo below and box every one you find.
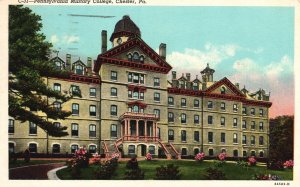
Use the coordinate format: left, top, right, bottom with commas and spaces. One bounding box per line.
102, 139, 123, 158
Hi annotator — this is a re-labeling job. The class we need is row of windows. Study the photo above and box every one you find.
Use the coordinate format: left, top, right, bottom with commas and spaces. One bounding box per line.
168, 130, 265, 145
128, 145, 156, 155
203, 148, 264, 158
71, 104, 97, 116
53, 83, 96, 97
111, 71, 161, 87
168, 97, 265, 116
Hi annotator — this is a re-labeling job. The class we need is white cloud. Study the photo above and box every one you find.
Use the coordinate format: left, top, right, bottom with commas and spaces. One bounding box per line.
63, 35, 79, 44
233, 58, 258, 72
50, 35, 59, 44
265, 55, 293, 81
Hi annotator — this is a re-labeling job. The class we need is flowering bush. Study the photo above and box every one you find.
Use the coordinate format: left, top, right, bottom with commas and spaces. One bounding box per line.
91, 152, 101, 164
283, 160, 294, 169
111, 152, 120, 160
74, 147, 89, 168
94, 158, 118, 179
248, 156, 257, 166
253, 174, 281, 180
218, 153, 226, 161
145, 153, 152, 161
195, 152, 205, 162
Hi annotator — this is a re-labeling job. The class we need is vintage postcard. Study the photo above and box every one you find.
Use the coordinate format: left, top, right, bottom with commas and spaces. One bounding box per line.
0, 0, 299, 186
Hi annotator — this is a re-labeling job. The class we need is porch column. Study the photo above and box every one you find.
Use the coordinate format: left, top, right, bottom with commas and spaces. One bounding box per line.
136, 120, 139, 140
154, 122, 157, 141
145, 120, 148, 141
124, 119, 128, 140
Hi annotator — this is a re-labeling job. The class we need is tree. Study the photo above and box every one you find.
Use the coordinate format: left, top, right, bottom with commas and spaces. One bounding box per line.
9, 5, 73, 137
269, 115, 294, 161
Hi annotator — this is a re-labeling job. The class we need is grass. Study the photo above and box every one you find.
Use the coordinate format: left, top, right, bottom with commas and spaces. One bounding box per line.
9, 159, 65, 169
56, 160, 293, 180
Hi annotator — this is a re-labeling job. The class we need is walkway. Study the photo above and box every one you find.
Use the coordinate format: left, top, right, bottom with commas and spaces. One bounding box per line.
9, 162, 65, 180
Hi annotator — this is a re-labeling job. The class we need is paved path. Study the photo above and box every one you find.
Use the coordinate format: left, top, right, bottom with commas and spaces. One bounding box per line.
9, 162, 65, 180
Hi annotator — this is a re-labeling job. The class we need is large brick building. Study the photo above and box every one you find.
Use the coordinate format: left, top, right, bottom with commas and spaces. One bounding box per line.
9, 15, 272, 159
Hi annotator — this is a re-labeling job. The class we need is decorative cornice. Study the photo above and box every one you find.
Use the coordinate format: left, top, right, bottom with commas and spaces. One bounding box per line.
49, 73, 100, 85
128, 84, 147, 92
127, 101, 147, 108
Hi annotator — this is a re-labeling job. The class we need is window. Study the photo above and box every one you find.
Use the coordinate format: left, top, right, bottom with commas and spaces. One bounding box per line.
242, 107, 247, 115
154, 92, 160, 102
111, 124, 117, 138
251, 121, 256, 130
221, 132, 226, 143
89, 145, 96, 154
29, 143, 37, 153
53, 102, 61, 112
194, 115, 199, 124
209, 149, 214, 156
251, 136, 256, 145
70, 85, 81, 96
128, 145, 135, 154
208, 115, 213, 125
128, 72, 132, 82
194, 131, 200, 142
181, 130, 186, 142
133, 52, 139, 61
90, 88, 96, 97
168, 112, 174, 122
71, 123, 79, 137
53, 122, 60, 128
53, 83, 61, 92
111, 87, 117, 97
233, 104, 238, 112
168, 130, 174, 141
29, 122, 37, 135
259, 151, 264, 158
220, 117, 225, 126
89, 124, 96, 137
111, 71, 117, 81
179, 80, 185, 89
243, 151, 247, 157
181, 113, 186, 124
259, 109, 264, 116
110, 105, 117, 116
220, 102, 226, 110
251, 108, 255, 115
128, 72, 144, 84
168, 97, 174, 105
154, 77, 160, 87
251, 151, 256, 156
90, 105, 96, 116
9, 119, 14, 134
149, 146, 155, 155
259, 136, 264, 145
71, 144, 78, 153
154, 109, 160, 118
242, 135, 247, 144
221, 149, 226, 153
127, 53, 132, 61
259, 122, 264, 131
233, 150, 238, 157
194, 99, 200, 108
207, 101, 213, 109
208, 132, 213, 143
75, 64, 83, 75
192, 82, 198, 90
194, 148, 200, 155
72, 103, 79, 115
233, 133, 238, 144
181, 148, 187, 155
157, 127, 161, 139
55, 61, 62, 70
242, 120, 246, 129
52, 144, 60, 153
181, 98, 186, 107
233, 118, 238, 127
221, 87, 226, 94
133, 73, 139, 83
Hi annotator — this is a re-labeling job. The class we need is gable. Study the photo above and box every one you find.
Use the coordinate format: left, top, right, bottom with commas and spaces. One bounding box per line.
205, 77, 245, 97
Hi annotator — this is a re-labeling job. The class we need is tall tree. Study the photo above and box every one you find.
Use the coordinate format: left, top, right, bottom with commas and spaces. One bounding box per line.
9, 5, 72, 137
269, 115, 294, 161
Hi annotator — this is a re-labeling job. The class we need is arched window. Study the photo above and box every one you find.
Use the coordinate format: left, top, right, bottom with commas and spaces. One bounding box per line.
133, 52, 139, 62
52, 144, 60, 153
259, 151, 264, 158
181, 113, 186, 123
29, 143, 37, 153
9, 143, 15, 153
233, 150, 238, 157
251, 150, 256, 156
89, 145, 96, 154
53, 83, 61, 92
133, 105, 139, 113
181, 148, 187, 155
111, 105, 117, 116
89, 124, 96, 137
139, 55, 145, 63
149, 146, 155, 155
168, 130, 174, 141
71, 144, 78, 153
111, 124, 117, 138
128, 145, 135, 154
194, 148, 200, 155
221, 86, 226, 94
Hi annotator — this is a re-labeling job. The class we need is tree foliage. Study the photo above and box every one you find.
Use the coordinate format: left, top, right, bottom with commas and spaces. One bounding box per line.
9, 5, 72, 137
269, 115, 294, 161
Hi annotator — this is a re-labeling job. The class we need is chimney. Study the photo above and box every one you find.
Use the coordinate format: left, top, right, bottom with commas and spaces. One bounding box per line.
87, 57, 92, 68
101, 30, 107, 53
159, 43, 166, 60
172, 71, 176, 79
66, 54, 71, 71
235, 83, 240, 89
186, 73, 191, 81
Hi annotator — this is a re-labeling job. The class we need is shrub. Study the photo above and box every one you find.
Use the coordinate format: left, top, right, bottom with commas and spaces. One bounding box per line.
155, 164, 181, 180
91, 152, 101, 165
124, 168, 145, 180
253, 174, 281, 180
213, 160, 225, 168
111, 152, 120, 160
23, 149, 30, 163
195, 152, 205, 162
205, 167, 226, 180
267, 159, 284, 170
283, 160, 294, 169
94, 158, 118, 179
217, 152, 226, 161
126, 157, 139, 170
237, 160, 249, 169
145, 153, 152, 161
70, 163, 81, 179
248, 156, 257, 166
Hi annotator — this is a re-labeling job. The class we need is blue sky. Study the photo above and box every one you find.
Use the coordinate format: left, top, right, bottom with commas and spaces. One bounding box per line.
28, 6, 294, 117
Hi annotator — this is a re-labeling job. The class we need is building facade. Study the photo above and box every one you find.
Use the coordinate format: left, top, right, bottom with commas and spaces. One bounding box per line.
9, 15, 272, 159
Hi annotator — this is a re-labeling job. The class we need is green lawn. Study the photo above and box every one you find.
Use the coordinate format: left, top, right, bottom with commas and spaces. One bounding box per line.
9, 160, 65, 169
56, 160, 293, 180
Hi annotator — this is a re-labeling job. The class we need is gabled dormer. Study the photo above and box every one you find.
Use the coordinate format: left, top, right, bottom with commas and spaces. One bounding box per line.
72, 59, 87, 75
51, 56, 65, 70
192, 75, 202, 90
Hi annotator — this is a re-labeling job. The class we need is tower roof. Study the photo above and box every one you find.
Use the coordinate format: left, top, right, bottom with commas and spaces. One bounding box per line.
201, 63, 215, 74
110, 15, 141, 42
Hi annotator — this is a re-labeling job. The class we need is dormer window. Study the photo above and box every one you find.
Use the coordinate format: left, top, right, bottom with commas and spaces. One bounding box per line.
221, 86, 226, 94
193, 82, 198, 90
179, 81, 185, 89
133, 52, 139, 62
55, 61, 62, 70
127, 53, 132, 61
75, 64, 83, 75
117, 37, 122, 45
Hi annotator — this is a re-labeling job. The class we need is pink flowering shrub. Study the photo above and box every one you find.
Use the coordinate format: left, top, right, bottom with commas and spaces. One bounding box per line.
253, 174, 281, 180
195, 152, 205, 162
111, 152, 120, 160
145, 153, 152, 161
218, 153, 226, 161
91, 152, 101, 164
248, 156, 257, 166
283, 160, 294, 168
